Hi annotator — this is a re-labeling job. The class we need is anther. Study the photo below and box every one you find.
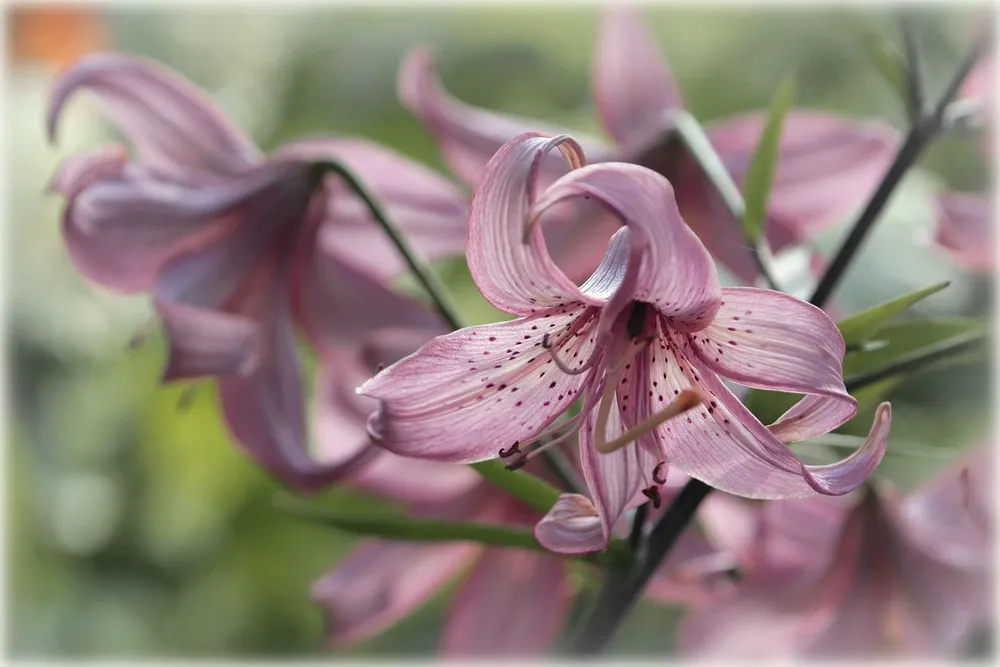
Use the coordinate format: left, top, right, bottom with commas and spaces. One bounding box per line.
498, 442, 521, 459
641, 485, 662, 509
126, 318, 157, 352
652, 461, 667, 485
375, 363, 385, 373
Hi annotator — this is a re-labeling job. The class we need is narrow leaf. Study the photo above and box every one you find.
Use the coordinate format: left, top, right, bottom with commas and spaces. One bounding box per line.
840, 12, 910, 106
837, 281, 951, 347
742, 75, 796, 243
470, 459, 562, 514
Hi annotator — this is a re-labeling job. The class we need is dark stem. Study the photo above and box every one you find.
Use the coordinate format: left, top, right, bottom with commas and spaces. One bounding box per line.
809, 32, 991, 308
321, 162, 465, 330
627, 502, 650, 552
570, 480, 713, 655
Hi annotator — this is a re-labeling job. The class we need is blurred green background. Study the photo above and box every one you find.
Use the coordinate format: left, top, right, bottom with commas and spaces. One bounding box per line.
7, 4, 992, 657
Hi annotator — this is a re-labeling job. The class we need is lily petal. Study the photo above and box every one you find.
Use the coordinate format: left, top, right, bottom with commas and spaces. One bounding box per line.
48, 52, 259, 177
593, 4, 683, 150
468, 133, 600, 315
313, 540, 480, 648
399, 49, 610, 189
690, 287, 856, 439
533, 162, 722, 332
534, 494, 606, 554
441, 549, 571, 656
157, 299, 259, 381
932, 192, 994, 274
650, 327, 889, 498
360, 309, 600, 462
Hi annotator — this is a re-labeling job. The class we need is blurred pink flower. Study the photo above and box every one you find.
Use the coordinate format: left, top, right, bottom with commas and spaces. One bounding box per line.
678, 448, 993, 658
360, 133, 890, 554
398, 5, 899, 284
930, 191, 994, 274
47, 53, 468, 492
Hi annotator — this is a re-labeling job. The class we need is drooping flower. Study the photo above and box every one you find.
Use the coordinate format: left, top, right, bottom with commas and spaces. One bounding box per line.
360, 132, 890, 554
678, 448, 993, 658
47, 53, 468, 491
398, 5, 899, 284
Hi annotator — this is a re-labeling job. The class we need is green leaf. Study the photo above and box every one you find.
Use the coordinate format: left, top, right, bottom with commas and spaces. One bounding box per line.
470, 459, 562, 514
746, 317, 986, 423
837, 281, 951, 347
274, 492, 632, 570
742, 75, 796, 244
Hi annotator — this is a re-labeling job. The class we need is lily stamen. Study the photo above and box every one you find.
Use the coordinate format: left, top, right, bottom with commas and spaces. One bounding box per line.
502, 419, 585, 471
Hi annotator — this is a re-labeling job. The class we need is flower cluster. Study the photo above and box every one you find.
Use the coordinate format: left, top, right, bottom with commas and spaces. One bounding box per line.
45, 4, 992, 660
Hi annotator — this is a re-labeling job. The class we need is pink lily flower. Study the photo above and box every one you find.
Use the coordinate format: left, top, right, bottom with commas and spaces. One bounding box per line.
678, 449, 993, 658
47, 53, 468, 492
312, 344, 728, 655
360, 132, 891, 555
398, 5, 900, 284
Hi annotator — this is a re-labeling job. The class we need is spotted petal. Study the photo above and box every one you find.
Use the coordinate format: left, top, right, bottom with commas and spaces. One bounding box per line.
360, 308, 601, 462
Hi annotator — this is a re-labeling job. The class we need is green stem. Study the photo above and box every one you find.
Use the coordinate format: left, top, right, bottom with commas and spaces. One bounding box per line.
275, 493, 631, 570
318, 161, 465, 330
666, 110, 780, 291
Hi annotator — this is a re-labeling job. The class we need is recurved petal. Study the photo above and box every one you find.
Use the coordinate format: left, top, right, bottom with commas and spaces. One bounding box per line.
593, 4, 684, 150
651, 328, 889, 498
534, 494, 606, 554
691, 287, 852, 406
399, 49, 611, 189
441, 549, 571, 656
707, 111, 900, 244
468, 133, 600, 315
48, 52, 259, 177
313, 540, 481, 648
359, 307, 600, 462
532, 162, 721, 332
931, 192, 994, 274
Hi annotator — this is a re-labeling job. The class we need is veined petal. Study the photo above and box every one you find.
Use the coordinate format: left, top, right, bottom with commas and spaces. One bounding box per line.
533, 162, 722, 332
932, 192, 994, 274
359, 308, 601, 462
48, 53, 259, 178
275, 136, 469, 277
593, 4, 684, 150
573, 395, 654, 551
314, 351, 482, 505
62, 158, 307, 293
707, 111, 900, 244
441, 549, 571, 656
534, 494, 605, 554
690, 287, 853, 409
468, 133, 600, 315
313, 539, 480, 648
399, 49, 611, 189
651, 327, 889, 498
